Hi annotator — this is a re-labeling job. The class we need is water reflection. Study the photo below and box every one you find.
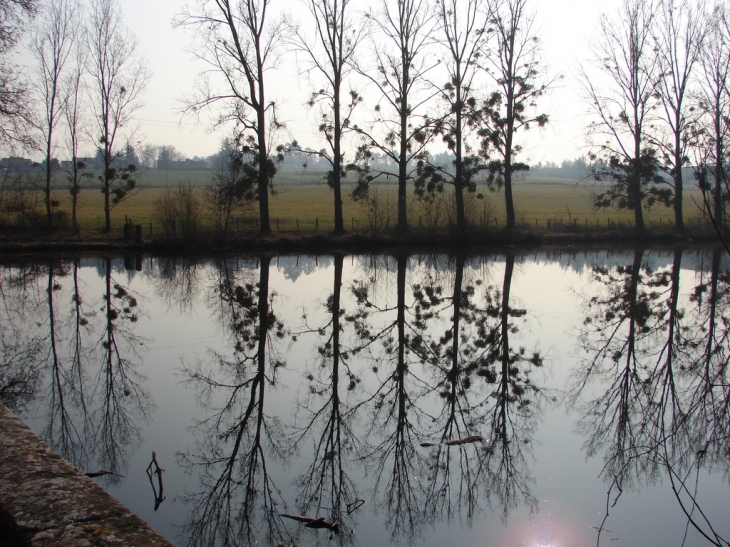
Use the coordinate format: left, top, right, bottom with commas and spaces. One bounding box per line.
1, 249, 729, 546
0, 258, 150, 483
178, 256, 291, 547
0, 262, 47, 412
289, 253, 362, 545
571, 248, 730, 546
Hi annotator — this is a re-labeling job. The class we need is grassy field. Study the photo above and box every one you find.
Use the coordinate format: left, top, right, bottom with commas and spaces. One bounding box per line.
13, 169, 709, 234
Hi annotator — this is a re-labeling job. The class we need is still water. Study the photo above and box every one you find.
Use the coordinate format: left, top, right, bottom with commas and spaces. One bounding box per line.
1, 248, 729, 547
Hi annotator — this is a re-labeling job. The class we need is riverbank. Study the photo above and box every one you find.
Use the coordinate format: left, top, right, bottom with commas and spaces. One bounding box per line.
0, 223, 722, 256
0, 404, 172, 547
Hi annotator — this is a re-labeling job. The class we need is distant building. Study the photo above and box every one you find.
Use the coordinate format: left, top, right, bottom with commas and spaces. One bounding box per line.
0, 157, 36, 171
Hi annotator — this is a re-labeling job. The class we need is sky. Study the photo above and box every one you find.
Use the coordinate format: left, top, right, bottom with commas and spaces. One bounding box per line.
28, 0, 627, 164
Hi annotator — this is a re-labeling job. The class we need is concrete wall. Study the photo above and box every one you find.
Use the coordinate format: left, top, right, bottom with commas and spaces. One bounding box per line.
0, 404, 172, 547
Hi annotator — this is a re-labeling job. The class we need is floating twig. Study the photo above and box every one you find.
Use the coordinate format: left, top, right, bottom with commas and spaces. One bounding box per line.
278, 514, 340, 533
421, 435, 485, 447
85, 469, 124, 478
145, 451, 166, 511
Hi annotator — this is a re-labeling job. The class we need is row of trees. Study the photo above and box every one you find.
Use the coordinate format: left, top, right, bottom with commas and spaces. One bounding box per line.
585, 0, 730, 233
0, 0, 147, 232
177, 0, 553, 234
5, 0, 730, 236
179, 0, 730, 237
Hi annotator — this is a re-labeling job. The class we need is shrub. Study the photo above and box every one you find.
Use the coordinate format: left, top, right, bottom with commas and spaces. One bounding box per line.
153, 182, 203, 241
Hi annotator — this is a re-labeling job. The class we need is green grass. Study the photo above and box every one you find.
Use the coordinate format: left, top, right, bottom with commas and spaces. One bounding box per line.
12, 169, 710, 233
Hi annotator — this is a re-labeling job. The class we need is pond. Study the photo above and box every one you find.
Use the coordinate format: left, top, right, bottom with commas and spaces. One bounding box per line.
1, 248, 729, 547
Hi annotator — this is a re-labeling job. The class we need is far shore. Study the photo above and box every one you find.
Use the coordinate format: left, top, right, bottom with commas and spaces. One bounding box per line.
0, 223, 723, 258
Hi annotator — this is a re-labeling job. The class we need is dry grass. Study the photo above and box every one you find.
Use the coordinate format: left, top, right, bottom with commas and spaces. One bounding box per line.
11, 169, 709, 234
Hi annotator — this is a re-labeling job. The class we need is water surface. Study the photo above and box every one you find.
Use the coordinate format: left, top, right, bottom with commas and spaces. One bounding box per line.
1, 248, 728, 547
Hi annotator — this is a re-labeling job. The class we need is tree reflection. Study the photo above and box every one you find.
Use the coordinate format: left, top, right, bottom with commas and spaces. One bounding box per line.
348, 252, 544, 539
416, 253, 543, 524
153, 256, 204, 314
0, 257, 149, 482
44, 258, 92, 470
289, 254, 362, 545
572, 248, 730, 546
348, 253, 431, 543
90, 257, 150, 481
571, 249, 660, 483
0, 263, 46, 412
179, 256, 291, 547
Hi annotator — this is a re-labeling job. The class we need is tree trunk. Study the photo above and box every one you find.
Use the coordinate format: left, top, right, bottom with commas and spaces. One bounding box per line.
257, 118, 271, 235
714, 110, 724, 228
45, 134, 53, 230
504, 125, 516, 229
397, 57, 409, 232
103, 152, 112, 233
454, 74, 465, 231
632, 136, 645, 231
673, 122, 684, 230
333, 78, 345, 234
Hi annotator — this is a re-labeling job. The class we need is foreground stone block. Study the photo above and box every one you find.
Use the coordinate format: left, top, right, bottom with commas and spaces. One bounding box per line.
0, 404, 171, 546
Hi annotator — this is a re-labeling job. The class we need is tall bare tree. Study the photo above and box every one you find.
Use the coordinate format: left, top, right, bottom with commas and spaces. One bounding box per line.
694, 4, 730, 234
288, 0, 367, 234
650, 0, 706, 230
31, 0, 78, 229
479, 0, 551, 230
0, 0, 39, 148
582, 0, 664, 231
62, 45, 91, 234
176, 0, 283, 235
86, 0, 149, 233
419, 0, 489, 231
350, 0, 437, 233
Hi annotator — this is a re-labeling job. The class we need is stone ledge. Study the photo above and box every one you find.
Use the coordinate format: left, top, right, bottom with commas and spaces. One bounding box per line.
0, 404, 172, 546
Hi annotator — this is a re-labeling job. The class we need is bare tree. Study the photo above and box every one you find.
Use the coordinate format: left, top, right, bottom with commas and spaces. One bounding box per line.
349, 0, 437, 233
694, 4, 730, 235
86, 0, 149, 233
137, 143, 159, 169
31, 0, 78, 229
650, 0, 706, 230
0, 0, 39, 149
205, 136, 256, 238
480, 0, 552, 230
156, 144, 183, 170
62, 45, 92, 234
418, 0, 490, 231
176, 0, 284, 235
582, 0, 664, 231
288, 0, 367, 234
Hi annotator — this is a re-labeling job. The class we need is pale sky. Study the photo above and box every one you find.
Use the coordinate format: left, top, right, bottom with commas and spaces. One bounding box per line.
27, 0, 626, 163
